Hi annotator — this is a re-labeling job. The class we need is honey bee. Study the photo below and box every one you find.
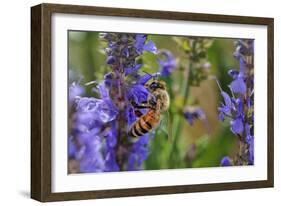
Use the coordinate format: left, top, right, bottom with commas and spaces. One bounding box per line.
128, 79, 170, 139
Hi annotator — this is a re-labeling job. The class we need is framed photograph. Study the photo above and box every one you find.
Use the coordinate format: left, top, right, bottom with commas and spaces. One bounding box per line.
31, 3, 274, 202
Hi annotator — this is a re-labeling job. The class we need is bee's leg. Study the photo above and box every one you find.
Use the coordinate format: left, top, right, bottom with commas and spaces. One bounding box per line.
130, 101, 149, 117
134, 110, 143, 118
131, 100, 152, 109
134, 102, 155, 109
132, 101, 156, 117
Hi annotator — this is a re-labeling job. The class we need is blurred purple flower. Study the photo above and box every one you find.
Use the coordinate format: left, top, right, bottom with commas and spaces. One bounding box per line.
79, 135, 106, 173
68, 81, 120, 173
158, 50, 177, 77
220, 156, 231, 166
135, 34, 157, 54
184, 107, 206, 126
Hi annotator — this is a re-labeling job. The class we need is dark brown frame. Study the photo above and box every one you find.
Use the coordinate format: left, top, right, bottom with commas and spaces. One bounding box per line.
31, 3, 274, 202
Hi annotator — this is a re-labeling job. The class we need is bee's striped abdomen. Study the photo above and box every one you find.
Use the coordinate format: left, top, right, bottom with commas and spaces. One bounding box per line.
129, 110, 160, 138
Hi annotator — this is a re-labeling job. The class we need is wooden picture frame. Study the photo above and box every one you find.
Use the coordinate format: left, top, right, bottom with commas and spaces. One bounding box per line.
31, 3, 274, 202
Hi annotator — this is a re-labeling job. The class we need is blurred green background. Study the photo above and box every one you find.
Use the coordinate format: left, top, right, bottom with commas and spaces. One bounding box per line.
68, 31, 240, 170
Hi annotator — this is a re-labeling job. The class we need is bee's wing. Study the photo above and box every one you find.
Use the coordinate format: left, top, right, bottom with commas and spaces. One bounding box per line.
159, 110, 173, 143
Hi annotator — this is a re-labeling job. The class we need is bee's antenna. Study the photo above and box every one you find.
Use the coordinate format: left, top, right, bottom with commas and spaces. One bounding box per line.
143, 71, 161, 80
143, 71, 153, 77
143, 71, 155, 80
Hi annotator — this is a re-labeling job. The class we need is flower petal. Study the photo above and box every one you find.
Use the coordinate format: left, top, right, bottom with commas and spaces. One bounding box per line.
221, 91, 232, 108
230, 77, 246, 94
230, 117, 244, 135
106, 56, 115, 65
158, 50, 177, 77
125, 64, 142, 76
143, 41, 157, 54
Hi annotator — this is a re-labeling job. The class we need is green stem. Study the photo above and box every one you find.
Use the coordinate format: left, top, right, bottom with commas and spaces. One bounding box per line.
169, 63, 192, 168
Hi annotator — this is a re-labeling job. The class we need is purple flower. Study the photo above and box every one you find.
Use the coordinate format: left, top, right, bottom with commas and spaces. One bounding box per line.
230, 77, 246, 94
143, 41, 157, 54
184, 108, 206, 126
135, 34, 157, 54
106, 56, 116, 65
134, 34, 146, 54
125, 64, 142, 76
127, 84, 149, 105
137, 73, 158, 85
76, 96, 118, 123
230, 117, 244, 135
69, 82, 84, 103
104, 72, 115, 88
158, 50, 177, 77
229, 58, 246, 94
218, 91, 232, 121
220, 156, 231, 166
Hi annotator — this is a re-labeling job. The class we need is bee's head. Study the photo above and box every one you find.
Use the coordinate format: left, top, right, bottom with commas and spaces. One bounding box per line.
146, 80, 166, 91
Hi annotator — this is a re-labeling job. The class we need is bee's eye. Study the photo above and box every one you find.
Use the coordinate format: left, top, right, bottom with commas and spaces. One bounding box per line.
150, 82, 157, 89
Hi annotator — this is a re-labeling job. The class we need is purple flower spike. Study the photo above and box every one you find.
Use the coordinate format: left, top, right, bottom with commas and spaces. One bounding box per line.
217, 39, 254, 166
69, 32, 160, 173
100, 32, 158, 171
